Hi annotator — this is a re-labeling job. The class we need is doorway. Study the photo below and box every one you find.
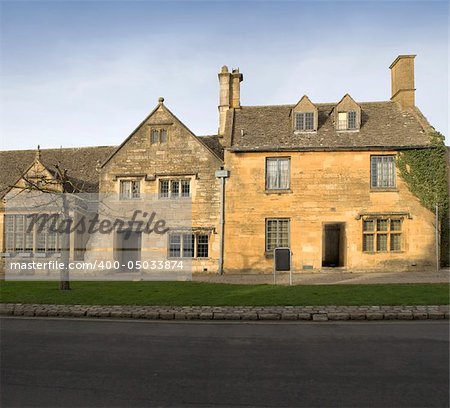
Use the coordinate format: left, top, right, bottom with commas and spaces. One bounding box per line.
322, 223, 345, 267
116, 230, 141, 271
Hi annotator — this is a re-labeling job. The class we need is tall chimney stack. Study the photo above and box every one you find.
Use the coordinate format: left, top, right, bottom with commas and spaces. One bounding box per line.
389, 55, 416, 110
218, 66, 243, 136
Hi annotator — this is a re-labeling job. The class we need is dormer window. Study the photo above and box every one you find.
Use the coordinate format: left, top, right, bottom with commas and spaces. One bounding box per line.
337, 111, 357, 130
334, 94, 361, 131
292, 96, 318, 132
295, 112, 315, 131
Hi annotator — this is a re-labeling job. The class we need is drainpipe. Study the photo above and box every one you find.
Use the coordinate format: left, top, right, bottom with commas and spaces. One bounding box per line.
215, 168, 230, 275
435, 204, 439, 273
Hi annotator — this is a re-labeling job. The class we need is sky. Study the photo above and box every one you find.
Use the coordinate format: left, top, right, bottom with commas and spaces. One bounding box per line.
0, 0, 448, 150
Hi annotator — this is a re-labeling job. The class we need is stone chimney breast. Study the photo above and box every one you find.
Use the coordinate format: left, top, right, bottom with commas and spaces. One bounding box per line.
390, 55, 416, 110
218, 65, 244, 136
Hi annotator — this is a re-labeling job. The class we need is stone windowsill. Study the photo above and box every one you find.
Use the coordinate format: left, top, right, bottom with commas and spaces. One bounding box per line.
264, 189, 292, 195
370, 188, 399, 193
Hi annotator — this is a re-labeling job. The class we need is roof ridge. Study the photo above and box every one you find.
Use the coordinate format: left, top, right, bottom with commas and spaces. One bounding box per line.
240, 100, 393, 109
241, 104, 294, 108
0, 145, 116, 153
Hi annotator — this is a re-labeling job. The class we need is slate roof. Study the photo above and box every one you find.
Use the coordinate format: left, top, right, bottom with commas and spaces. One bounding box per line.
227, 101, 433, 151
197, 135, 224, 160
0, 146, 116, 197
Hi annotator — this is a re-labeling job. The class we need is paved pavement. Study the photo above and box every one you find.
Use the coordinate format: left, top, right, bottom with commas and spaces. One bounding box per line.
193, 268, 450, 285
1, 318, 448, 408
2, 303, 449, 321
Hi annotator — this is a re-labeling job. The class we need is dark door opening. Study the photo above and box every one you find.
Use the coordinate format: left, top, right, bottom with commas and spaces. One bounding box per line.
322, 224, 345, 267
116, 230, 141, 271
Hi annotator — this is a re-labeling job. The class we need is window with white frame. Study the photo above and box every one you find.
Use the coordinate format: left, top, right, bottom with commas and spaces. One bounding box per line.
337, 111, 357, 130
362, 218, 402, 252
266, 157, 290, 190
159, 180, 169, 198
168, 233, 209, 258
370, 156, 396, 189
159, 179, 190, 199
4, 214, 61, 254
295, 112, 315, 131
120, 180, 140, 200
265, 219, 290, 252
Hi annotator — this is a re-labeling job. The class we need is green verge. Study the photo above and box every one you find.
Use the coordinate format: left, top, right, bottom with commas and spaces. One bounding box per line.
0, 281, 448, 306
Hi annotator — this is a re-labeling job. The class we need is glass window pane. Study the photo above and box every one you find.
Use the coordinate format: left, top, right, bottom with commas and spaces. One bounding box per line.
160, 180, 169, 198
151, 130, 159, 144
337, 112, 347, 130
390, 234, 401, 251
266, 219, 289, 251
181, 180, 190, 197
348, 111, 357, 129
280, 220, 289, 247
377, 219, 388, 231
47, 234, 57, 252
305, 112, 314, 130
15, 215, 24, 233
266, 158, 289, 190
120, 181, 131, 199
6, 233, 14, 252
37, 232, 46, 252
295, 113, 304, 130
363, 234, 374, 252
160, 129, 167, 143
371, 156, 395, 188
391, 219, 402, 231
5, 215, 14, 233
387, 157, 395, 187
131, 181, 140, 198
370, 156, 379, 188
266, 159, 278, 189
197, 235, 209, 258
171, 181, 180, 198
182, 234, 194, 258
25, 233, 33, 252
363, 220, 374, 231
377, 234, 388, 251
278, 159, 290, 189
169, 234, 181, 258
266, 220, 277, 251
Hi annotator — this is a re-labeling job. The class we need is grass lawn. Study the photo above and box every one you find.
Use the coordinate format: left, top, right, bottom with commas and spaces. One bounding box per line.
0, 281, 448, 306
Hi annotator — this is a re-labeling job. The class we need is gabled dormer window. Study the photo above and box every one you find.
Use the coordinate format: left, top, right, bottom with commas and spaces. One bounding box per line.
292, 96, 318, 132
334, 94, 361, 131
295, 112, 315, 131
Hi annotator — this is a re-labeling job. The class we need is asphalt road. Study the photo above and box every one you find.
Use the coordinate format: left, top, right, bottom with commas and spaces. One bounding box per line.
1, 318, 449, 408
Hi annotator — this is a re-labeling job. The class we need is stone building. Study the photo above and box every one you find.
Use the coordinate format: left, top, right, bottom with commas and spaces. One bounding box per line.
0, 55, 445, 275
